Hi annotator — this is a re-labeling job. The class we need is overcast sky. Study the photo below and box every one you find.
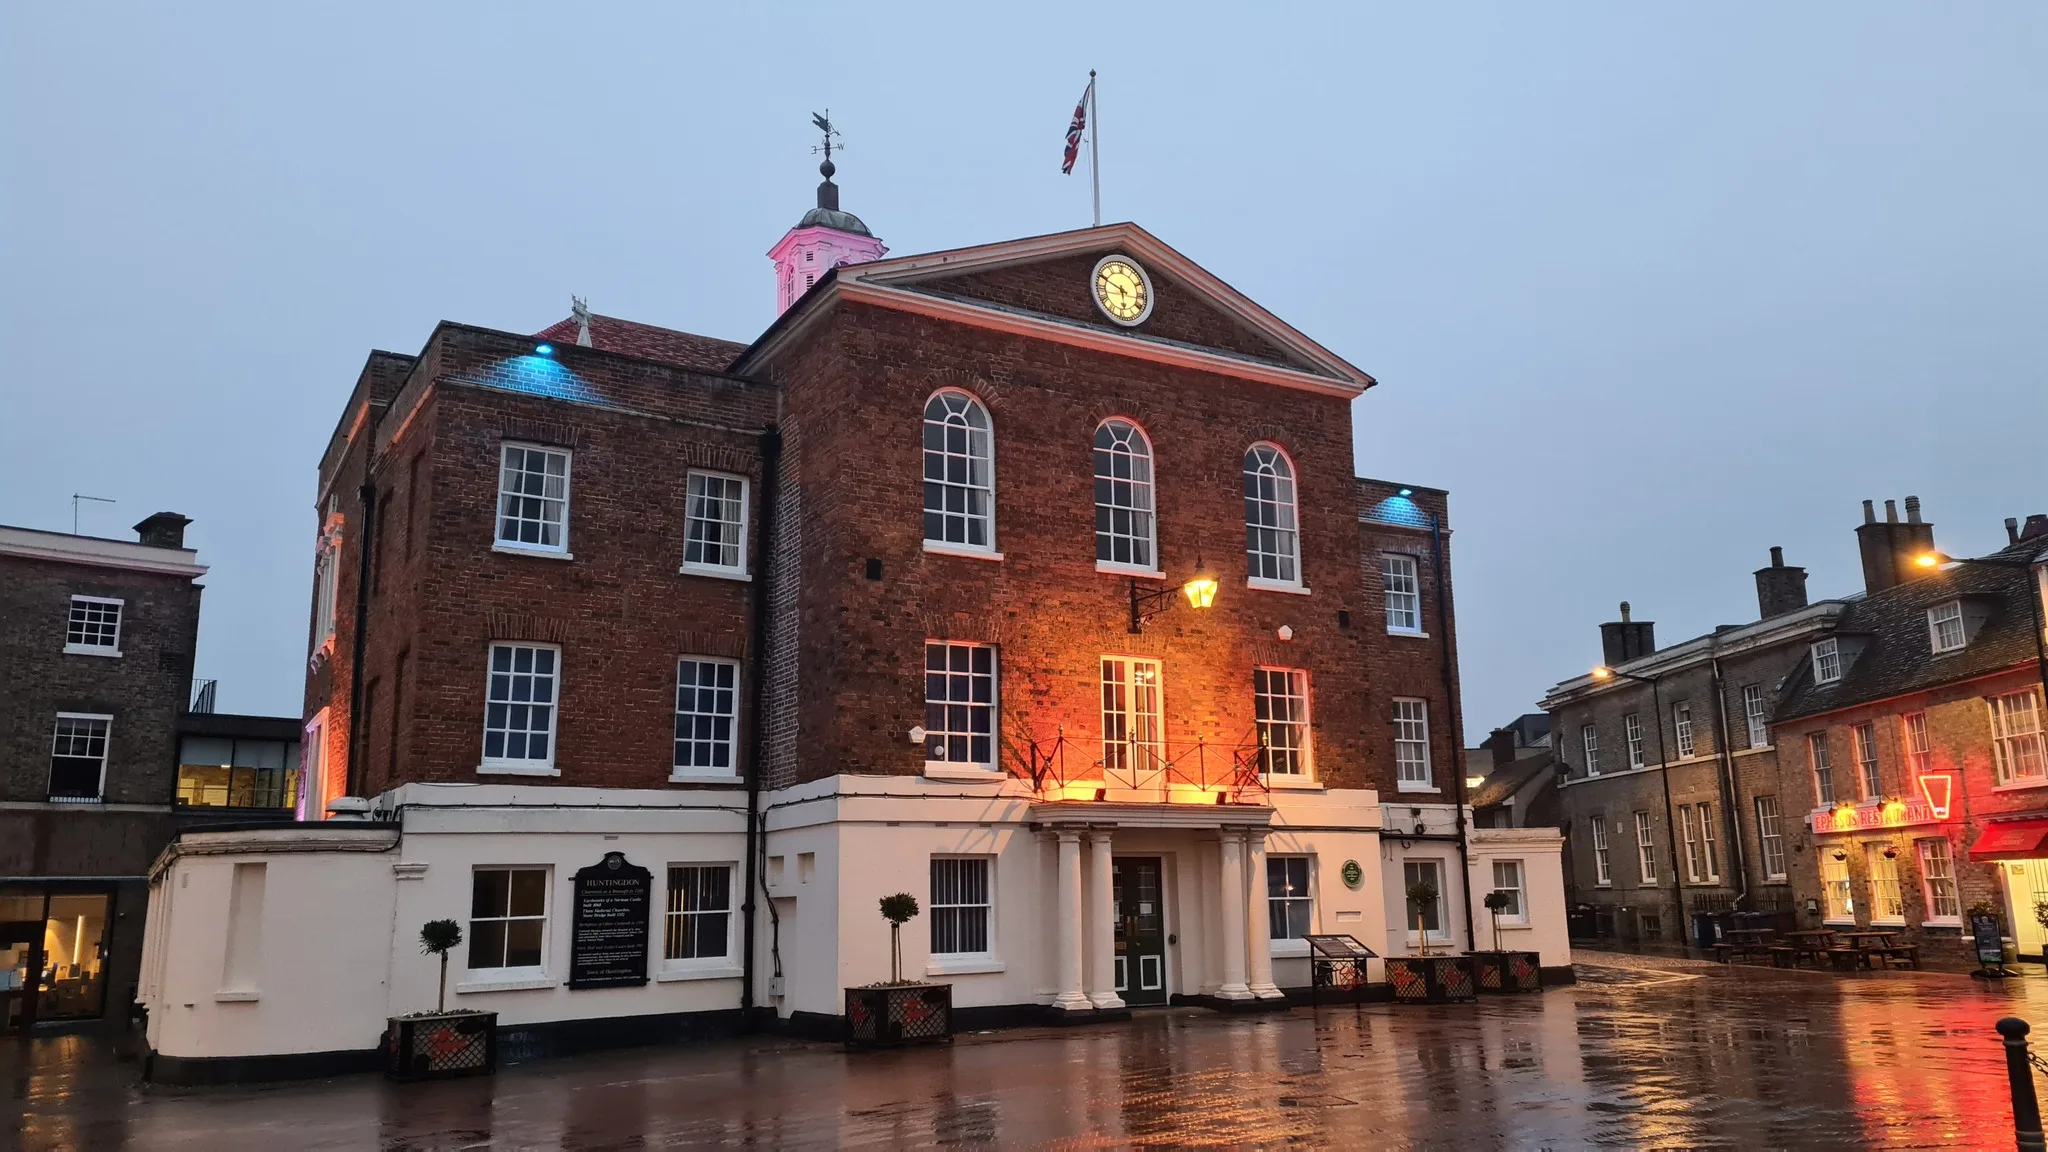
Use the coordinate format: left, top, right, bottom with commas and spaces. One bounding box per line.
4, 4, 2042, 738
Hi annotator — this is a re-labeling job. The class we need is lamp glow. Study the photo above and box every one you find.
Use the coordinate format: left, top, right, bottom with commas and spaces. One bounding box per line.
1183, 560, 1219, 610
1914, 551, 1942, 568
1591, 666, 1614, 680
1397, 487, 1414, 497
535, 343, 555, 356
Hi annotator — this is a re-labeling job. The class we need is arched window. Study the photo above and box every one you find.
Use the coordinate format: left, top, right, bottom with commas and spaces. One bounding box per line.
923, 391, 994, 550
1243, 443, 1299, 585
1093, 419, 1156, 570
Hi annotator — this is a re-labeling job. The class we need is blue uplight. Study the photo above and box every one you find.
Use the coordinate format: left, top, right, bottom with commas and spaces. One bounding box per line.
1397, 487, 1413, 497
534, 343, 554, 356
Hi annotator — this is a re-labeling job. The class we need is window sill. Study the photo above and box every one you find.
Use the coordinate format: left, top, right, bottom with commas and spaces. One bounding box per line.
1924, 919, 1963, 929
655, 964, 743, 983
1246, 578, 1311, 596
1494, 920, 1531, 930
1266, 777, 1324, 791
478, 762, 562, 777
1385, 629, 1430, 640
669, 770, 742, 784
1595, 882, 1612, 888
213, 990, 260, 1003
62, 645, 121, 658
1096, 561, 1162, 579
679, 565, 751, 583
924, 763, 1003, 782
1822, 919, 1857, 927
1270, 939, 1311, 959
492, 542, 574, 561
455, 974, 557, 994
1764, 874, 1789, 883
1871, 919, 1907, 928
923, 542, 1003, 562
1395, 782, 1439, 794
1993, 779, 2048, 793
926, 956, 1005, 976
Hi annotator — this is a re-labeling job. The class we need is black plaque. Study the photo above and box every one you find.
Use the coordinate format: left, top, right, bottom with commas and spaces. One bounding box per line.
569, 852, 652, 989
1973, 914, 2004, 967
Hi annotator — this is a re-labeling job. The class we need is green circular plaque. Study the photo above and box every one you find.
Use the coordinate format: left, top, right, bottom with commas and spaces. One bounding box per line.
1341, 860, 1363, 889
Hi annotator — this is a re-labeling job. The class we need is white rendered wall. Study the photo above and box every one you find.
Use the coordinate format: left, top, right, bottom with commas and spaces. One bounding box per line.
1265, 788, 1388, 989
1469, 827, 1572, 967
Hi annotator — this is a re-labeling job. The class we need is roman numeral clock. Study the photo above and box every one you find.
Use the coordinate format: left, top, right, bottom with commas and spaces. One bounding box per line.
1092, 255, 1154, 326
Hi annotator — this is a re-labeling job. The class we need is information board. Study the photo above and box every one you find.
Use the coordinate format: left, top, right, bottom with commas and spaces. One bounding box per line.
568, 852, 652, 989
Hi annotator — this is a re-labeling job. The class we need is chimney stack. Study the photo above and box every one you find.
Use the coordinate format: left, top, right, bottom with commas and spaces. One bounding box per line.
1599, 600, 1657, 668
2023, 514, 2048, 543
133, 512, 192, 551
2009, 518, 2022, 545
1856, 496, 1937, 595
1754, 546, 1809, 619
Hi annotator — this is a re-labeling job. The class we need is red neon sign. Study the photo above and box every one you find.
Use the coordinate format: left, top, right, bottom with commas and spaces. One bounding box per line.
1919, 774, 1954, 820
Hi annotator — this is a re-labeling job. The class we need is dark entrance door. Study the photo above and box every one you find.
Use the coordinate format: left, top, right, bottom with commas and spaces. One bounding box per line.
1113, 857, 1167, 1006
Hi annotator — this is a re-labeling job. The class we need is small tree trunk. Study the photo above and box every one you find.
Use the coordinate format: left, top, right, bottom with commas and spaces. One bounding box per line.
438, 952, 449, 1013
891, 923, 902, 984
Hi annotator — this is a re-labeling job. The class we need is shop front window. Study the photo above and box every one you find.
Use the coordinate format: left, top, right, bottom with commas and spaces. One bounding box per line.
1, 890, 110, 1032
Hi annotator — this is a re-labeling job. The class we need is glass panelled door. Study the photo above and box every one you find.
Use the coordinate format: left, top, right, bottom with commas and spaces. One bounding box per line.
0, 889, 111, 1033
1, 893, 41, 1034
1102, 657, 1164, 794
1113, 857, 1168, 1005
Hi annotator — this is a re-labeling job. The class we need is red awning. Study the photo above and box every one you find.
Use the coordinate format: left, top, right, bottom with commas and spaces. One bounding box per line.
1971, 820, 2048, 861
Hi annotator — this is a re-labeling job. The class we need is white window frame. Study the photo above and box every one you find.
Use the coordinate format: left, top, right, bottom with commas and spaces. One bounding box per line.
49, 712, 113, 803
1990, 689, 2046, 787
673, 657, 741, 780
1754, 796, 1787, 880
480, 642, 561, 776
1267, 856, 1314, 940
924, 642, 999, 777
64, 596, 124, 657
1811, 638, 1842, 685
681, 470, 749, 579
1672, 703, 1695, 759
1392, 697, 1433, 791
463, 866, 551, 987
1490, 860, 1528, 926
1624, 713, 1645, 770
922, 389, 997, 556
312, 537, 340, 650
1680, 805, 1706, 883
1634, 811, 1658, 886
1902, 711, 1932, 780
661, 863, 737, 977
1854, 722, 1881, 799
1865, 846, 1906, 926
1381, 554, 1422, 635
1401, 859, 1450, 947
1590, 816, 1612, 887
1582, 724, 1600, 776
494, 443, 573, 557
1092, 418, 1158, 574
1743, 685, 1769, 749
1254, 667, 1312, 780
1810, 732, 1836, 806
1242, 442, 1302, 590
1699, 803, 1720, 881
1820, 852, 1854, 923
929, 856, 996, 968
1100, 656, 1165, 786
1927, 600, 1966, 654
1917, 838, 1961, 926
300, 709, 328, 821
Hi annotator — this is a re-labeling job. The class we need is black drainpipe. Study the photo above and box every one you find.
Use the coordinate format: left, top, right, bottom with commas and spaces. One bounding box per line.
344, 479, 376, 800
740, 427, 782, 1025
1430, 514, 1478, 953
1708, 650, 1751, 911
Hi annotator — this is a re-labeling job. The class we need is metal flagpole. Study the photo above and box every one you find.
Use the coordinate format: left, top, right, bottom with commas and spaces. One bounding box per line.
1089, 70, 1100, 227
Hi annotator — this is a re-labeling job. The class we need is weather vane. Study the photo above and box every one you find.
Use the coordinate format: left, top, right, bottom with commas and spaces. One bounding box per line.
811, 110, 842, 168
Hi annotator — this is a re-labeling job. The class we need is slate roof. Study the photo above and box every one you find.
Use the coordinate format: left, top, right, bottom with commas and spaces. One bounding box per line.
1471, 755, 1556, 811
532, 314, 748, 374
1774, 541, 2044, 721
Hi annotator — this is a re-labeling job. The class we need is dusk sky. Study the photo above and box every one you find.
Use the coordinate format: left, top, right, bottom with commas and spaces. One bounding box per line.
4, 3, 2041, 739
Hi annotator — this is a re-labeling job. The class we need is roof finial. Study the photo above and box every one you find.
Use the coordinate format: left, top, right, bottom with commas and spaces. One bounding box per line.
811, 110, 843, 210
569, 295, 592, 347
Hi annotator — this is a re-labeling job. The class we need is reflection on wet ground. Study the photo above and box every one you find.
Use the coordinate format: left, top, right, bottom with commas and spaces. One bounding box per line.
10, 958, 2048, 1149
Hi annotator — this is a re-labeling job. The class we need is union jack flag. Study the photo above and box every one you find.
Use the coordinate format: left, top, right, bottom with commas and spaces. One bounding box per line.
1061, 79, 1092, 174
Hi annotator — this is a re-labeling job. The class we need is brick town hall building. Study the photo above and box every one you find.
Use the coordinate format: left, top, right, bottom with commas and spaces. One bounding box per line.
136, 160, 1568, 1080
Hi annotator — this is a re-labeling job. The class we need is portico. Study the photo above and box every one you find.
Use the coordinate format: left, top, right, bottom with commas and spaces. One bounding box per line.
1032, 802, 1285, 1016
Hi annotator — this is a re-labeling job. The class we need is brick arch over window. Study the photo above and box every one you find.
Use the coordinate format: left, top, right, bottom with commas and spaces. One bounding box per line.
922, 389, 996, 551
924, 369, 1008, 412
1093, 417, 1158, 571
1243, 442, 1301, 586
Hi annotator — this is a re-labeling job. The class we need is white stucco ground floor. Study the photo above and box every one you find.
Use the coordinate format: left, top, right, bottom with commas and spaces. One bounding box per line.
136, 776, 1570, 1083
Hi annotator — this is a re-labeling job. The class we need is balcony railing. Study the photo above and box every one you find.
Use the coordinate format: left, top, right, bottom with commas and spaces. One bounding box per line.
188, 678, 218, 714
1021, 730, 1272, 804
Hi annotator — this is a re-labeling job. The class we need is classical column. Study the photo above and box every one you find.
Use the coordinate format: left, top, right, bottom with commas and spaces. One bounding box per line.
1052, 829, 1093, 1012
1245, 829, 1282, 999
1086, 830, 1123, 1009
1216, 829, 1252, 999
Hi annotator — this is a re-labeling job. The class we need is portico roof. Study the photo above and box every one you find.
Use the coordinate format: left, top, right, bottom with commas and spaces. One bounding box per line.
1028, 800, 1274, 830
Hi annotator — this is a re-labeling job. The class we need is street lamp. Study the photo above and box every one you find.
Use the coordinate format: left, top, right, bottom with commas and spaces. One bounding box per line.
1129, 557, 1219, 634
1914, 550, 2048, 716
1590, 663, 1693, 955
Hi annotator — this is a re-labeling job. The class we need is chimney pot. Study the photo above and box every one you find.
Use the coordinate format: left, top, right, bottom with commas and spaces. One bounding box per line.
1862, 500, 1876, 525
2009, 518, 2022, 545
1620, 601, 1632, 622
1905, 495, 1922, 524
1769, 546, 1784, 568
1885, 499, 1899, 523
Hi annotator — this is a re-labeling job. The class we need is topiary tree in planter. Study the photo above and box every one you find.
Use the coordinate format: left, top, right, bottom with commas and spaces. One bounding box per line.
1406, 880, 1440, 957
420, 919, 462, 1013
880, 893, 920, 984
1483, 889, 1513, 949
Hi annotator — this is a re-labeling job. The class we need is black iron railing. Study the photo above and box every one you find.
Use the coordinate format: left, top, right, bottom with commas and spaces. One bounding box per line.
188, 678, 218, 714
1020, 730, 1272, 803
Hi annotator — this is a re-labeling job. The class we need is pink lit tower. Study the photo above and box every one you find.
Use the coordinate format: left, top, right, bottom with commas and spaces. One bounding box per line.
769, 111, 887, 315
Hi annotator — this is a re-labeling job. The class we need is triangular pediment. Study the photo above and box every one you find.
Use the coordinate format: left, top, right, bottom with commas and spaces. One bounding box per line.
769, 224, 1372, 397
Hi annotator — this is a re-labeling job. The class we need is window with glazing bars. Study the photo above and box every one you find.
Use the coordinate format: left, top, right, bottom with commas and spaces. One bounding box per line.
1382, 554, 1420, 633
664, 864, 731, 960
496, 444, 570, 551
1755, 796, 1786, 879
1093, 419, 1155, 569
1855, 722, 1881, 798
483, 644, 557, 767
1393, 698, 1431, 787
1242, 444, 1299, 585
930, 858, 991, 956
49, 714, 111, 801
1254, 668, 1310, 777
65, 597, 122, 653
683, 472, 748, 574
1810, 733, 1835, 805
1268, 857, 1312, 939
924, 643, 996, 769
674, 659, 739, 775
1743, 685, 1768, 748
1990, 690, 2046, 785
922, 391, 994, 550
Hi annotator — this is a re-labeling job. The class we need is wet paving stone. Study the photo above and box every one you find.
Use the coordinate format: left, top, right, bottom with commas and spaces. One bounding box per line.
11, 961, 2048, 1149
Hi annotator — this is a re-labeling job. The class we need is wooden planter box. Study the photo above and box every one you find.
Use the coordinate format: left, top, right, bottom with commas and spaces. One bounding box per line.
1468, 950, 1542, 993
385, 1011, 497, 1081
1386, 955, 1477, 1003
845, 983, 952, 1048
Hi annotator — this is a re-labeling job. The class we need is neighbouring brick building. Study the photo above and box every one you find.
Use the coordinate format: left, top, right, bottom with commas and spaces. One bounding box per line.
139, 157, 1568, 1082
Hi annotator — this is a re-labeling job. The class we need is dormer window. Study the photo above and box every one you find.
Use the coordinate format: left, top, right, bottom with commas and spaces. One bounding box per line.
1928, 600, 1966, 653
1812, 638, 1842, 685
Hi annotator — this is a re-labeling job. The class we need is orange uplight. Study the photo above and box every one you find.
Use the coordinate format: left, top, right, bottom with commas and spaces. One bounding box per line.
1832, 804, 1859, 831
1882, 799, 1908, 826
1591, 666, 1614, 680
1920, 773, 1954, 820
1182, 560, 1219, 610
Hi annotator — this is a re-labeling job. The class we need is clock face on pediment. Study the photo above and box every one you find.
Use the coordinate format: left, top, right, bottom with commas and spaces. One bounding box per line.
1092, 255, 1154, 326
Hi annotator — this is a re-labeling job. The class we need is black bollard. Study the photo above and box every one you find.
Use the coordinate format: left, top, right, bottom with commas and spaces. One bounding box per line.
1998, 1017, 2046, 1152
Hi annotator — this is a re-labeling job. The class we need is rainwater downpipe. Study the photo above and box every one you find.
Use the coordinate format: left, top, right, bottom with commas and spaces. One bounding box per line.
1649, 675, 1689, 956
740, 427, 783, 1026
1708, 652, 1752, 911
1430, 514, 1478, 954
344, 480, 376, 800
